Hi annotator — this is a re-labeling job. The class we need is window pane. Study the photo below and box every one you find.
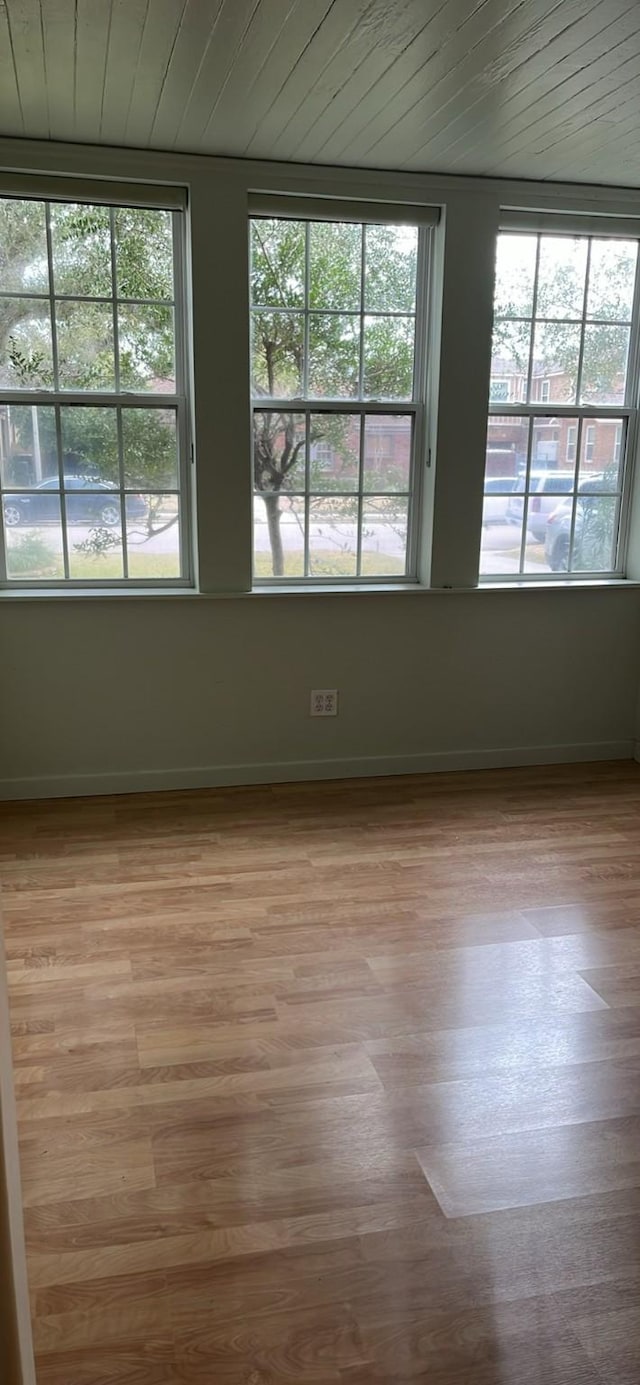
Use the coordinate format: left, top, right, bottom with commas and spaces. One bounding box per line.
56, 300, 115, 390
536, 236, 588, 319
531, 322, 581, 403
308, 314, 359, 398
118, 304, 175, 392
360, 496, 409, 576
364, 224, 418, 312
486, 414, 529, 479
579, 324, 629, 405
67, 507, 124, 579
309, 413, 360, 491
363, 316, 414, 399
530, 417, 574, 475
253, 410, 306, 493
0, 300, 53, 388
126, 494, 180, 579
577, 417, 624, 492
122, 408, 178, 489
60, 406, 119, 482
481, 416, 526, 578
0, 404, 57, 487
115, 208, 174, 301
494, 234, 537, 318
250, 218, 305, 309
4, 492, 65, 578
50, 203, 112, 297
309, 221, 361, 310
587, 240, 637, 321
571, 494, 618, 572
0, 199, 49, 292
491, 321, 530, 403
253, 492, 304, 578
64, 487, 121, 527
251, 310, 303, 398
363, 414, 411, 491
308, 495, 358, 577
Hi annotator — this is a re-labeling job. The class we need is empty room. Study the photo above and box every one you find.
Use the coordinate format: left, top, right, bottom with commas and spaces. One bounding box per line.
3, 3, 640, 1383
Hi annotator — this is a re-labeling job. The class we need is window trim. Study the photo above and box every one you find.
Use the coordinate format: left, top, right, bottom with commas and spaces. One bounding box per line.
249, 209, 433, 588
0, 186, 193, 590
482, 219, 640, 584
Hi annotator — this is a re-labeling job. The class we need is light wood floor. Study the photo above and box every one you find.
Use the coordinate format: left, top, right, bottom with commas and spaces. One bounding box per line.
3, 762, 640, 1383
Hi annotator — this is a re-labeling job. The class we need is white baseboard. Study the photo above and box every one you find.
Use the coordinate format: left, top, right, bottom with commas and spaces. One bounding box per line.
0, 740, 634, 802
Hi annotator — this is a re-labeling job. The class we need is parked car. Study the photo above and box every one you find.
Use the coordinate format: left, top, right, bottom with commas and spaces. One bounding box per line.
506, 471, 575, 542
544, 478, 615, 571
3, 476, 147, 528
482, 476, 519, 525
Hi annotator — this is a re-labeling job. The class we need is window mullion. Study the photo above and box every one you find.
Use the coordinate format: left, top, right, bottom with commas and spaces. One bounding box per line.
567, 417, 583, 570
53, 403, 70, 581
518, 417, 534, 575
356, 416, 365, 577
574, 239, 592, 406
304, 409, 310, 577
358, 225, 366, 401
303, 223, 310, 399
45, 204, 60, 393
108, 207, 129, 579
525, 236, 541, 403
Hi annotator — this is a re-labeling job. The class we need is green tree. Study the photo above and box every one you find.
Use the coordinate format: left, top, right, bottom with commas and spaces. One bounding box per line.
251, 218, 417, 575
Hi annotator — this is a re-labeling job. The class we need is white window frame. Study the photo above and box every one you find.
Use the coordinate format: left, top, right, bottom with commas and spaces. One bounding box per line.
248, 196, 437, 586
482, 217, 640, 582
540, 378, 551, 401
566, 424, 577, 462
0, 178, 192, 590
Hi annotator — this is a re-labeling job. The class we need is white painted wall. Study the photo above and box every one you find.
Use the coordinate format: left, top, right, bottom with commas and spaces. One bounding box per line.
1, 588, 639, 798
1, 140, 640, 797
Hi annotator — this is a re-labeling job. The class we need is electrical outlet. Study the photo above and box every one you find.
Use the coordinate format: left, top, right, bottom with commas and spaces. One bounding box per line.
310, 689, 338, 717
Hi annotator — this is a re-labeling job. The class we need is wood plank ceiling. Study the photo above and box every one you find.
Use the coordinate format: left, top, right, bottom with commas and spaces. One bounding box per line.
1, 0, 640, 186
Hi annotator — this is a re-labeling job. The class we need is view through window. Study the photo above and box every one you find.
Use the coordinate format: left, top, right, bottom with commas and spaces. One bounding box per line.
250, 214, 424, 580
481, 230, 639, 578
0, 196, 187, 584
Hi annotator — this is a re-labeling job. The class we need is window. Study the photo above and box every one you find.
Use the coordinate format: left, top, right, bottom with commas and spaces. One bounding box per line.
482, 229, 639, 578
0, 193, 188, 586
249, 211, 429, 582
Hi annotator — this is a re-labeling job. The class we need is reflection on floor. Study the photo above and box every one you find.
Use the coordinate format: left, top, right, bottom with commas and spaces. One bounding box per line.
3, 761, 640, 1383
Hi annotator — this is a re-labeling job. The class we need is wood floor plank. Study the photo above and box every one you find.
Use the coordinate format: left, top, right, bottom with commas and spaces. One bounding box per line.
4, 760, 640, 1382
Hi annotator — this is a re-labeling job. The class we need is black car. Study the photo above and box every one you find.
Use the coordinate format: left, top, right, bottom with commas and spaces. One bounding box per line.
3, 476, 147, 528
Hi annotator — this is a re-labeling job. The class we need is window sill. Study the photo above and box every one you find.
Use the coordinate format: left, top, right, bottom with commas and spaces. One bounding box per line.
1, 577, 640, 601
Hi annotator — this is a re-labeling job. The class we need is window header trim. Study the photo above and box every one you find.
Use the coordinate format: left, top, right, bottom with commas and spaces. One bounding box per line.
249, 193, 440, 226
501, 209, 640, 239
0, 172, 186, 211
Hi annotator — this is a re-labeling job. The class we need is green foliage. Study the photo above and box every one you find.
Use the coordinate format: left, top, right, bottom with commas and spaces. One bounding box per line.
7, 530, 62, 578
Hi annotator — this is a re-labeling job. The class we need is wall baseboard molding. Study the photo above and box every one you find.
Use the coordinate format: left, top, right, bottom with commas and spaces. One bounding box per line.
0, 740, 634, 802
